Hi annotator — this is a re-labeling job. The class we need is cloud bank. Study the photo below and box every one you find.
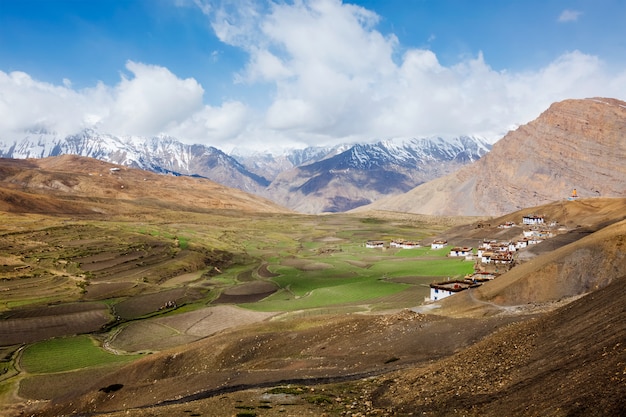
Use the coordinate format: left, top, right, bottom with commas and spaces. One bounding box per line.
1, 0, 625, 150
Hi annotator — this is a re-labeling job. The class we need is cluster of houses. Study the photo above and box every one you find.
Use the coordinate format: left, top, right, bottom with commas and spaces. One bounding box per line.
363, 214, 563, 303
428, 214, 563, 302
365, 239, 422, 249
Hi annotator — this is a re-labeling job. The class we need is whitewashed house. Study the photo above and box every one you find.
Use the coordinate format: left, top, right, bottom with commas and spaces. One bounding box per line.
429, 280, 477, 301
449, 247, 473, 257
390, 239, 421, 249
431, 240, 448, 249
522, 215, 544, 225
515, 239, 529, 249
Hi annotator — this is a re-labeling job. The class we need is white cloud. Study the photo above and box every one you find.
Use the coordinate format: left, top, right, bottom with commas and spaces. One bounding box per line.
558, 9, 583, 22
167, 100, 252, 144
1, 1, 625, 151
0, 61, 210, 141
99, 61, 204, 136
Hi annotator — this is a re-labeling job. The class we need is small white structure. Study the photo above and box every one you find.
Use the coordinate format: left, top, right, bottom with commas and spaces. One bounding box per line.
366, 240, 385, 249
522, 215, 544, 225
431, 240, 448, 249
429, 280, 477, 301
515, 239, 529, 249
449, 247, 473, 257
481, 251, 494, 264
390, 239, 421, 249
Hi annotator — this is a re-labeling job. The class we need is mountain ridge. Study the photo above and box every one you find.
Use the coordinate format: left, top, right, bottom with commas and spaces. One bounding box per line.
0, 130, 491, 213
264, 136, 491, 213
357, 97, 626, 216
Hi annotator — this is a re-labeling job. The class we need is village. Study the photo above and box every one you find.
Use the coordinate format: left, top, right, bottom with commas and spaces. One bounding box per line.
366, 213, 565, 302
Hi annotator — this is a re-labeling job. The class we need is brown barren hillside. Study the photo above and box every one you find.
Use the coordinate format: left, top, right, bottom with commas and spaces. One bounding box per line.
359, 97, 626, 216
0, 155, 290, 215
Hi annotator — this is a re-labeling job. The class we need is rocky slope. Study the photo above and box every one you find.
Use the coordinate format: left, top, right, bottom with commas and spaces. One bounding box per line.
359, 97, 626, 216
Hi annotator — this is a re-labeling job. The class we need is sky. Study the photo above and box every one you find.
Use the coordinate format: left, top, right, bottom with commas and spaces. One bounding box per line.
1, 0, 626, 151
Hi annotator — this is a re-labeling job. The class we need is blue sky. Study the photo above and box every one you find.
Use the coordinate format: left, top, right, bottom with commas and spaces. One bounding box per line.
1, 0, 625, 151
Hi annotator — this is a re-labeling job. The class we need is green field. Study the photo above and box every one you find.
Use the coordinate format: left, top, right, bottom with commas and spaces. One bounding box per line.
239, 231, 474, 312
20, 335, 139, 374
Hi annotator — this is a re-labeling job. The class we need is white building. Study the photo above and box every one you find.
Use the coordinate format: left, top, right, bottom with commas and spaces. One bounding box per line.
431, 240, 448, 249
429, 280, 476, 301
522, 215, 544, 225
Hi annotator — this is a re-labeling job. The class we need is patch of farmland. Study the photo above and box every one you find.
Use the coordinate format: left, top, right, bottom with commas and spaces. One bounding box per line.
212, 281, 278, 304
77, 250, 146, 272
280, 258, 333, 270
110, 306, 276, 352
161, 270, 205, 287
0, 274, 83, 311
83, 281, 138, 300
76, 244, 170, 277
220, 281, 277, 296
0, 303, 111, 345
108, 321, 198, 352
345, 260, 371, 268
112, 288, 189, 319
257, 263, 279, 278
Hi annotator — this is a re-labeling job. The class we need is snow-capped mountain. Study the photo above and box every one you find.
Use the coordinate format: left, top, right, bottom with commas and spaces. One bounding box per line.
263, 136, 492, 213
0, 130, 491, 213
229, 144, 350, 182
0, 129, 270, 193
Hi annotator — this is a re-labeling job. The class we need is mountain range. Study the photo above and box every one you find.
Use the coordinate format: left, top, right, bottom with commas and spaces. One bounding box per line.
0, 130, 491, 213
2, 97, 625, 217
359, 97, 626, 216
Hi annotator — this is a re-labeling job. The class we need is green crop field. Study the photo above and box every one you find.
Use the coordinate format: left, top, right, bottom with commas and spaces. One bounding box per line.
242, 278, 408, 312
20, 335, 139, 374
239, 232, 475, 312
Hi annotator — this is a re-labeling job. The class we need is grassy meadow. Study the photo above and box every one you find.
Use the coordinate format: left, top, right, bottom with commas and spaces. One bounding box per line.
20, 335, 139, 374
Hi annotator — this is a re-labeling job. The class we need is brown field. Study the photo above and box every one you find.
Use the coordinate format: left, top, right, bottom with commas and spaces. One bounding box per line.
17, 363, 130, 401
83, 281, 138, 300
257, 263, 279, 278
212, 281, 278, 304
280, 258, 333, 270
109, 306, 276, 352
112, 288, 192, 319
0, 303, 110, 345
